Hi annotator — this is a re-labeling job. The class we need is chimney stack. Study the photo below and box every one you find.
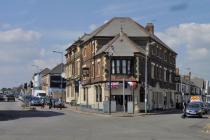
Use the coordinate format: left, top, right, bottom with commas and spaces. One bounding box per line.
145, 23, 154, 34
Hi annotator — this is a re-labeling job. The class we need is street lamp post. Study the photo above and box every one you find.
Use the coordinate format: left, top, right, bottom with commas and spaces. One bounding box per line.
144, 42, 155, 114
53, 51, 64, 100
32, 64, 41, 91
109, 55, 112, 115
145, 43, 149, 114
186, 67, 191, 101
107, 46, 114, 115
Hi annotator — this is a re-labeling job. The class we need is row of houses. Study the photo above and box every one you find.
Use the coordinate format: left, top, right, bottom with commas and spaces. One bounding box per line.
31, 64, 66, 99
175, 70, 210, 108
23, 17, 209, 113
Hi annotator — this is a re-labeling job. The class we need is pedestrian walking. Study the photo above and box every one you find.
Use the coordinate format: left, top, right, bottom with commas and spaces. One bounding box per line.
53, 99, 55, 108
49, 97, 52, 109
182, 102, 187, 118
41, 98, 45, 109
58, 97, 62, 110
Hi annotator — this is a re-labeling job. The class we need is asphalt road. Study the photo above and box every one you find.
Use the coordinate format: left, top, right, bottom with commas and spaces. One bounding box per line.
0, 100, 210, 140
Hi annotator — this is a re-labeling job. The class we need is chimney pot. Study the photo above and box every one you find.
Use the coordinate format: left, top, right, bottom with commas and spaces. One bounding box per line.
145, 23, 154, 34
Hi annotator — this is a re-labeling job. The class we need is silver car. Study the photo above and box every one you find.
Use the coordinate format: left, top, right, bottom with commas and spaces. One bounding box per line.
185, 102, 203, 118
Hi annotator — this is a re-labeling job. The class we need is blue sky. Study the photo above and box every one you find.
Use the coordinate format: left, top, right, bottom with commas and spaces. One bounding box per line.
1, 0, 210, 88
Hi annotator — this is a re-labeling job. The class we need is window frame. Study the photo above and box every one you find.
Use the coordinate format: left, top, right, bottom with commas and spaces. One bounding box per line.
111, 58, 133, 75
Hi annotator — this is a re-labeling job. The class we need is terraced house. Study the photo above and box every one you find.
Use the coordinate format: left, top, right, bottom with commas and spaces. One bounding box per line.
65, 17, 177, 112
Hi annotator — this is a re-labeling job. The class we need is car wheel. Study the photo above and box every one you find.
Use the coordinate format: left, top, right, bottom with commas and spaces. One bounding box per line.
199, 114, 203, 118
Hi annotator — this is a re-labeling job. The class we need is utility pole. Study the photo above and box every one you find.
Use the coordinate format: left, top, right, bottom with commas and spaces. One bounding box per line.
144, 43, 149, 114
109, 55, 112, 115
144, 41, 156, 114
123, 78, 125, 113
107, 46, 114, 115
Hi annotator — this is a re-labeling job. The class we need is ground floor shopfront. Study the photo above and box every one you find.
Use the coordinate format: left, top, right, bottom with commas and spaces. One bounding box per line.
66, 81, 177, 113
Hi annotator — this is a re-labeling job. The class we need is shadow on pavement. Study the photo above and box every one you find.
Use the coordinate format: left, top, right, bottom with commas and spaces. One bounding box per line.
181, 115, 209, 119
0, 110, 64, 121
148, 109, 183, 115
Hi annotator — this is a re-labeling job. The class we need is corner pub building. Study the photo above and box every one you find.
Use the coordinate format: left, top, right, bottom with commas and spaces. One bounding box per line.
65, 17, 177, 113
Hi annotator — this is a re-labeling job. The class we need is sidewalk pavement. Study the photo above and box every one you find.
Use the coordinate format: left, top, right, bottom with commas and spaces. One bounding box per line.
203, 123, 210, 134
64, 103, 183, 117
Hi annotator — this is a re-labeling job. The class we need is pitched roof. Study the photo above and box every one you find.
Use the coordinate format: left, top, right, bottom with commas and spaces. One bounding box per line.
66, 33, 90, 51
191, 77, 205, 88
95, 31, 145, 56
84, 17, 149, 41
50, 63, 64, 74
40, 68, 50, 76
83, 17, 176, 54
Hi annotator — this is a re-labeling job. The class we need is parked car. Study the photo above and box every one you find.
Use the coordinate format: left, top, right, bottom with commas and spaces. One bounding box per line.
185, 102, 203, 118
23, 95, 33, 104
0, 94, 5, 101
43, 97, 50, 105
201, 102, 208, 114
207, 103, 210, 113
29, 97, 41, 106
53, 98, 65, 108
193, 101, 208, 114
6, 94, 15, 102
14, 93, 20, 98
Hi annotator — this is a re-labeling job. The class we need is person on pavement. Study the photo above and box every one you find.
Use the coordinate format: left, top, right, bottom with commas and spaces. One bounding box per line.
41, 98, 45, 109
182, 102, 187, 118
49, 97, 52, 109
58, 97, 62, 110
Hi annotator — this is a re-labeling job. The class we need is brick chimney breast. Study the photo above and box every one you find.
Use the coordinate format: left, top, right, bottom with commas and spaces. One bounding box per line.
145, 23, 154, 34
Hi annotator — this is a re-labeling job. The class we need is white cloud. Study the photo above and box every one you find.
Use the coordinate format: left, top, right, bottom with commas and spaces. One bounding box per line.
0, 27, 42, 88
0, 22, 11, 29
156, 23, 210, 58
0, 28, 41, 43
187, 47, 209, 60
42, 30, 82, 41
156, 23, 210, 80
40, 48, 46, 57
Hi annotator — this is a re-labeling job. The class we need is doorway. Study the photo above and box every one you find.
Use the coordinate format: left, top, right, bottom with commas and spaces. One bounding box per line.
113, 95, 132, 112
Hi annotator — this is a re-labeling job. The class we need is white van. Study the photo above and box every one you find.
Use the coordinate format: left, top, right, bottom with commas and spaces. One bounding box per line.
33, 90, 47, 98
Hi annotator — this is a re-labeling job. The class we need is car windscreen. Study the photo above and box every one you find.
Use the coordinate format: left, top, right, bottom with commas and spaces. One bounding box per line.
188, 103, 201, 108
38, 93, 46, 97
